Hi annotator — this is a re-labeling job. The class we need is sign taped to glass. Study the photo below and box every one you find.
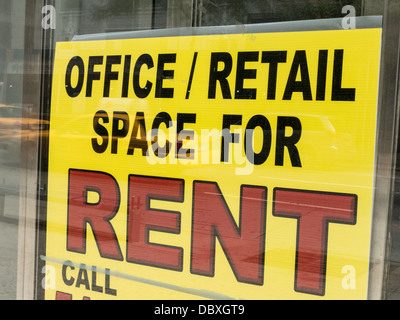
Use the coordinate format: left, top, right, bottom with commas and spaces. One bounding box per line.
44, 27, 382, 299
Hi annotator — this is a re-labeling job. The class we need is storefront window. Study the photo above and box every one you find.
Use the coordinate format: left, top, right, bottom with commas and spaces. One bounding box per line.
2, 0, 400, 300
198, 0, 363, 26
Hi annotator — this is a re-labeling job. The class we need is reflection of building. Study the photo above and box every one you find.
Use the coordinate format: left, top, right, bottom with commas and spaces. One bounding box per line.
199, 0, 364, 26
0, 0, 25, 106
0, 0, 29, 301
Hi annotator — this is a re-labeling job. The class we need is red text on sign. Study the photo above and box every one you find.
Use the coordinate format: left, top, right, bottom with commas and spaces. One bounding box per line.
66, 169, 357, 296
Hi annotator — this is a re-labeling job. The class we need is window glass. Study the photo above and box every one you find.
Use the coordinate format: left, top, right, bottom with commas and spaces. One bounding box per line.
198, 0, 363, 26
2, 0, 397, 301
55, 0, 156, 41
54, 0, 365, 41
0, 0, 26, 300
37, 0, 391, 301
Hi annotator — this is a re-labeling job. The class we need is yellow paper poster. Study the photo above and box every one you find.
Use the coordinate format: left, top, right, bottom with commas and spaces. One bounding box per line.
43, 27, 382, 300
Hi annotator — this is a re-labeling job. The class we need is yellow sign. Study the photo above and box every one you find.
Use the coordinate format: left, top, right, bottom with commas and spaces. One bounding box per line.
44, 27, 382, 300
